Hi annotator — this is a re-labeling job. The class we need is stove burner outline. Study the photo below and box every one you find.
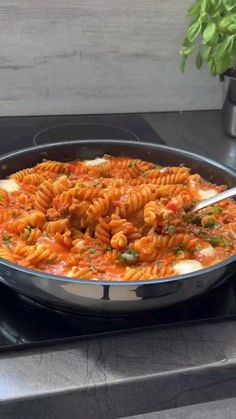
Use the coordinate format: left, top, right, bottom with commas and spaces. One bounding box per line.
33, 122, 141, 146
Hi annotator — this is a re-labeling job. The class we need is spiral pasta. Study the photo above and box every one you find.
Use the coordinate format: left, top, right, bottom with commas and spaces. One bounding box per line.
10, 168, 33, 182
95, 217, 111, 244
35, 181, 54, 212
111, 232, 128, 250
35, 160, 69, 174
119, 186, 154, 217
23, 174, 44, 186
0, 155, 234, 281
0, 189, 9, 207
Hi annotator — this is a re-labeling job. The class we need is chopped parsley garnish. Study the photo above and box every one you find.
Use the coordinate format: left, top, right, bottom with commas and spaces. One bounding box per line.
206, 210, 213, 215
2, 235, 11, 244
165, 225, 176, 235
214, 206, 223, 214
128, 160, 137, 168
195, 244, 202, 252
22, 226, 32, 240
203, 217, 219, 229
177, 242, 186, 251
119, 250, 138, 263
208, 236, 232, 248
89, 249, 97, 254
83, 246, 91, 251
190, 215, 201, 225
175, 242, 186, 255
176, 250, 185, 256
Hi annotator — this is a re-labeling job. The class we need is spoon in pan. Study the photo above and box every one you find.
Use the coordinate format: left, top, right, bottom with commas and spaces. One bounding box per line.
191, 186, 236, 213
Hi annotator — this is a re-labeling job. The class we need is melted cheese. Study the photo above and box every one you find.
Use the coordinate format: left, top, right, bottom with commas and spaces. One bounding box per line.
85, 158, 107, 167
174, 259, 203, 275
0, 179, 20, 192
198, 245, 215, 257
230, 231, 236, 240
199, 188, 217, 200
73, 240, 86, 250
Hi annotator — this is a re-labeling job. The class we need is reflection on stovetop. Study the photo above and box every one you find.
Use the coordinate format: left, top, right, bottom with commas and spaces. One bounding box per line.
0, 277, 235, 351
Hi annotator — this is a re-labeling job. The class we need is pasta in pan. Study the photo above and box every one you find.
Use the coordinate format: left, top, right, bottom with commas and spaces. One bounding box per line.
0, 155, 235, 281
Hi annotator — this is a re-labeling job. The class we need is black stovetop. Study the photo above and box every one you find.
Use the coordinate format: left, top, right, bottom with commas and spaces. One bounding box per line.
0, 113, 164, 155
1, 277, 236, 352
0, 113, 235, 352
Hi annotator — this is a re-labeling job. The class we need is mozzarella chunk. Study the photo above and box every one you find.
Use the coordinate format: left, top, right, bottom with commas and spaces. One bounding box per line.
0, 179, 20, 192
73, 240, 86, 251
189, 179, 196, 188
198, 245, 215, 257
85, 158, 107, 167
199, 188, 217, 200
230, 231, 236, 240
174, 259, 203, 275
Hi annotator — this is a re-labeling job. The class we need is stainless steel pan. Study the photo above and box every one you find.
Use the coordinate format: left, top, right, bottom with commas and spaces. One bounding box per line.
0, 140, 235, 315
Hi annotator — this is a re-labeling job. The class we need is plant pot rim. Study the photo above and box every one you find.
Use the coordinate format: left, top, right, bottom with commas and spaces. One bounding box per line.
224, 68, 236, 79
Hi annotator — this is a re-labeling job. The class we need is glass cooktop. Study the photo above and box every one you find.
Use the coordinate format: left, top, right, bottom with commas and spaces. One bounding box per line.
0, 113, 234, 352
0, 277, 235, 352
0, 113, 164, 155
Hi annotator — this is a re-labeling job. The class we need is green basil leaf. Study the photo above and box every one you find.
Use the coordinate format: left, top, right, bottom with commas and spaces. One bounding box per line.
182, 36, 192, 47
186, 21, 202, 42
180, 46, 194, 57
203, 45, 212, 60
229, 23, 236, 32
219, 16, 232, 32
180, 56, 187, 73
210, 0, 222, 10
203, 22, 217, 44
215, 36, 234, 58
224, 0, 236, 12
208, 58, 218, 75
215, 55, 231, 75
188, 0, 202, 17
201, 0, 208, 12
196, 50, 203, 68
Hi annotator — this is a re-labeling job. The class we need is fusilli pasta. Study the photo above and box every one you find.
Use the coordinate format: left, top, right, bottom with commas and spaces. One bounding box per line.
0, 155, 234, 281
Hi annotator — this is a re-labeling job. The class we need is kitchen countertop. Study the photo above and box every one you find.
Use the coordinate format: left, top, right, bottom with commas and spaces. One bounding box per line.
143, 110, 236, 168
124, 397, 236, 418
1, 110, 236, 419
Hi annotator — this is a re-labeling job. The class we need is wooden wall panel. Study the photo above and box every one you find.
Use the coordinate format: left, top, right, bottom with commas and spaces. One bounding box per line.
0, 0, 221, 116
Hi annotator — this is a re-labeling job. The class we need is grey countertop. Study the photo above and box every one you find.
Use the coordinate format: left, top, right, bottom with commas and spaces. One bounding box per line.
1, 110, 236, 419
144, 110, 236, 169
125, 397, 236, 418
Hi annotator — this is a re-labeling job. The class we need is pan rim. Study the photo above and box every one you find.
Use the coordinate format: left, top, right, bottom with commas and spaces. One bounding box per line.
0, 139, 236, 177
0, 255, 235, 287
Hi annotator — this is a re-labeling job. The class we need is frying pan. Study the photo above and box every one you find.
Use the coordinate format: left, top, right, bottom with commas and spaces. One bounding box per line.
0, 140, 235, 315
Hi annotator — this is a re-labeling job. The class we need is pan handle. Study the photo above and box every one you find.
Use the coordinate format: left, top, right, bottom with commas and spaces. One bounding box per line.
136, 280, 182, 299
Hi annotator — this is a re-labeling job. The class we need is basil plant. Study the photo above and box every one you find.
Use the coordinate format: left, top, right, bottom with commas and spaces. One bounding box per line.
180, 0, 236, 76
